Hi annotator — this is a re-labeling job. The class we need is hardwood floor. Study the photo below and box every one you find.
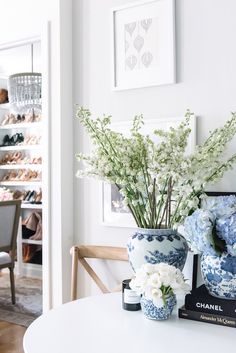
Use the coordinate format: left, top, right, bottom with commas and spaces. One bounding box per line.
0, 321, 26, 353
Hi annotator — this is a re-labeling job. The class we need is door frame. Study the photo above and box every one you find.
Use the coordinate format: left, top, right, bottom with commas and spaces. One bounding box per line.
0, 1, 74, 309
0, 26, 52, 312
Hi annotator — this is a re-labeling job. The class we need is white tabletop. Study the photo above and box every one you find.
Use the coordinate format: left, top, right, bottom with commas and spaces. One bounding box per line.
24, 293, 235, 353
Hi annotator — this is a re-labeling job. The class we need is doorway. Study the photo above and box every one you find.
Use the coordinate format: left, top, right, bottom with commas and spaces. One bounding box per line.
0, 34, 50, 317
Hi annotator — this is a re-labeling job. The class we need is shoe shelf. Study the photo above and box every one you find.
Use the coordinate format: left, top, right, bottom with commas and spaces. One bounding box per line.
0, 122, 42, 130
0, 144, 42, 151
0, 164, 42, 170
0, 181, 42, 186
21, 203, 42, 210
22, 239, 42, 245
0, 83, 43, 278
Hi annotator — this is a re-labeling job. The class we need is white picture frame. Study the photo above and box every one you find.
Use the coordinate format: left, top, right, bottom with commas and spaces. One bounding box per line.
111, 0, 176, 90
101, 115, 197, 228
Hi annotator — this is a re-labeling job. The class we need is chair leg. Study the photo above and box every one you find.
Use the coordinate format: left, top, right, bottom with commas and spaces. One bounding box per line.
70, 247, 79, 301
9, 268, 16, 305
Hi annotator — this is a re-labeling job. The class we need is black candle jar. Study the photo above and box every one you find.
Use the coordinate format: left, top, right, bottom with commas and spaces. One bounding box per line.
122, 279, 141, 311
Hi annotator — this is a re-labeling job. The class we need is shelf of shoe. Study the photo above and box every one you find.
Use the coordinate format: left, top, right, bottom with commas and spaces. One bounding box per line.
0, 181, 42, 186
0, 144, 42, 151
0, 164, 42, 170
21, 239, 42, 245
0, 103, 10, 110
21, 203, 42, 210
0, 121, 42, 130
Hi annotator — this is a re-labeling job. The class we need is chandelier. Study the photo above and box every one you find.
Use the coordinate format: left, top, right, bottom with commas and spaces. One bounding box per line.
8, 44, 41, 113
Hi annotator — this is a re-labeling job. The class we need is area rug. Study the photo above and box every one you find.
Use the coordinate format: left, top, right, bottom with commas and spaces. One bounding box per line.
0, 274, 42, 327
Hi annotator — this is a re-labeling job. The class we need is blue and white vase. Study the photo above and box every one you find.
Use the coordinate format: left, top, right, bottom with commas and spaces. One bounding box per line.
201, 253, 236, 299
127, 228, 188, 271
140, 294, 176, 320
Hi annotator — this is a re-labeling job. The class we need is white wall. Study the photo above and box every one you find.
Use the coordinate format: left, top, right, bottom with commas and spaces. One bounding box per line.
72, 0, 236, 296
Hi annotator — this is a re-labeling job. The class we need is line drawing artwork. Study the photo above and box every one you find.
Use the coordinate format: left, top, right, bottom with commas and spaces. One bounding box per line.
124, 17, 158, 71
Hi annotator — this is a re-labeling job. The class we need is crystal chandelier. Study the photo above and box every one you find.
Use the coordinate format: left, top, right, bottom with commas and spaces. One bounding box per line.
8, 44, 41, 113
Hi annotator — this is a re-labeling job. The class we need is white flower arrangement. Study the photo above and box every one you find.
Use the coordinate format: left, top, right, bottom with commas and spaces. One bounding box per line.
129, 263, 190, 307
0, 187, 13, 201
76, 108, 236, 229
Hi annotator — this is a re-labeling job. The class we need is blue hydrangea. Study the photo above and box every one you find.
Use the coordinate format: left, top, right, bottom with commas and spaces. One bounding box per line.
184, 196, 236, 256
202, 195, 236, 218
184, 209, 216, 255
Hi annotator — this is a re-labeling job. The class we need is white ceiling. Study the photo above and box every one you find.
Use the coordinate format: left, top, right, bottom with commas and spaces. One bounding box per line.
0, 42, 41, 78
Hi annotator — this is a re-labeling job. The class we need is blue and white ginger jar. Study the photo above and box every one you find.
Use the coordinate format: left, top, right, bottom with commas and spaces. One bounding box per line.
127, 228, 188, 271
201, 253, 236, 299
140, 294, 176, 320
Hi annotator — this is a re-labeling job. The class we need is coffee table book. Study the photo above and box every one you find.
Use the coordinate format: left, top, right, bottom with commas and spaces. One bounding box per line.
179, 306, 236, 328
185, 285, 236, 318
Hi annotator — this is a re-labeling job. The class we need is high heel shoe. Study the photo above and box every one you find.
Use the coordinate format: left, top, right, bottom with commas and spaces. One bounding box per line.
2, 172, 11, 181
9, 171, 17, 180
1, 134, 11, 146
14, 133, 24, 145
20, 156, 30, 164
1, 114, 10, 126
23, 190, 31, 201
8, 114, 17, 125
29, 170, 38, 180
26, 190, 36, 202
34, 189, 42, 204
25, 114, 34, 123
2, 171, 17, 181
12, 190, 26, 200
11, 151, 23, 164
0, 153, 11, 164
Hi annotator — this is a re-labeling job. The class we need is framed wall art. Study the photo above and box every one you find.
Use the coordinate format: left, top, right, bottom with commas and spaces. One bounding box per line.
111, 0, 176, 90
101, 115, 196, 228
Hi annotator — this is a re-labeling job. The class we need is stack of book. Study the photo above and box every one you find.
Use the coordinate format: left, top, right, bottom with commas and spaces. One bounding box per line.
179, 285, 236, 328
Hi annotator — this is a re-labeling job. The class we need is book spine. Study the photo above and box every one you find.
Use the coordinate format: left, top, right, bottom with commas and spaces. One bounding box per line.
179, 308, 236, 328
185, 297, 236, 318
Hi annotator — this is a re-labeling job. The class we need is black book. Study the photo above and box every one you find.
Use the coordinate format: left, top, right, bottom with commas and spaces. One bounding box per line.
185, 285, 236, 318
179, 306, 236, 328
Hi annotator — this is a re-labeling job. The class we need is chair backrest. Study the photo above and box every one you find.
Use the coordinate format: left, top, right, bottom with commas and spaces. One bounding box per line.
70, 245, 128, 301
0, 200, 21, 252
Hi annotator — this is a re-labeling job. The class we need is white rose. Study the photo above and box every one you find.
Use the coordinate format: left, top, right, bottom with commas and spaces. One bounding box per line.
130, 277, 146, 295
148, 273, 162, 289
142, 263, 156, 275
173, 282, 191, 295
159, 272, 174, 287
152, 289, 164, 308
145, 286, 163, 305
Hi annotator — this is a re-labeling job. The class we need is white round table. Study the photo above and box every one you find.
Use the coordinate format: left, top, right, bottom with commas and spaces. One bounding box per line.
24, 293, 235, 353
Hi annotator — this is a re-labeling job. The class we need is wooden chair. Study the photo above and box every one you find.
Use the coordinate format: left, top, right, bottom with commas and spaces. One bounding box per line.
70, 245, 129, 301
0, 200, 21, 304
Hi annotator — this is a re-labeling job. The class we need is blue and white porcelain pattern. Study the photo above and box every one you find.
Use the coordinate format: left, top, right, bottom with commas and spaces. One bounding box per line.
127, 228, 188, 271
140, 294, 176, 320
201, 253, 236, 299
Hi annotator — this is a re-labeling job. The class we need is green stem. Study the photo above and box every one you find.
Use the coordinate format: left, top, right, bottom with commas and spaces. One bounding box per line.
169, 195, 183, 227
158, 178, 171, 228
150, 178, 156, 228
155, 178, 168, 228
206, 154, 236, 183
